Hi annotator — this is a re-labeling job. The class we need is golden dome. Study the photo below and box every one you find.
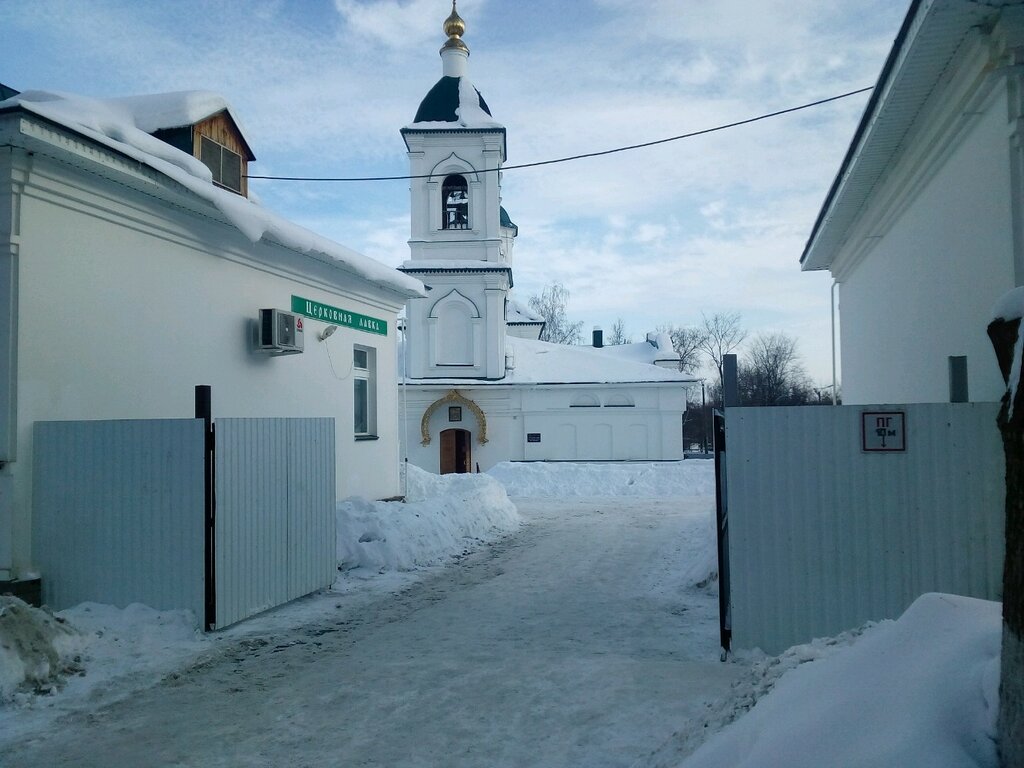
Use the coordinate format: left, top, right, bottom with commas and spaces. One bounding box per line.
441, 1, 469, 54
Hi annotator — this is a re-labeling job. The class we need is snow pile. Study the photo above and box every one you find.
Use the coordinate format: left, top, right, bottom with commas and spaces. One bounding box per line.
488, 460, 715, 498
0, 597, 85, 702
335, 464, 521, 573
58, 603, 205, 684
675, 593, 1000, 768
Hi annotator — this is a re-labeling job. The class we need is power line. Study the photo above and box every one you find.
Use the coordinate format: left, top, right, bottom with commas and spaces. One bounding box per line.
245, 86, 873, 183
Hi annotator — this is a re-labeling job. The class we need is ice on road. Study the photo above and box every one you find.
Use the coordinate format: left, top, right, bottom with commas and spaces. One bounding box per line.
4, 496, 738, 767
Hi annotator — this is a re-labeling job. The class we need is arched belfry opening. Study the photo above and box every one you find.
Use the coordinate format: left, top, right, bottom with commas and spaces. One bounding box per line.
442, 174, 469, 229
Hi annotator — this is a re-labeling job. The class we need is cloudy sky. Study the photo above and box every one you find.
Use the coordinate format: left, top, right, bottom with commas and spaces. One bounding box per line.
1, 0, 909, 384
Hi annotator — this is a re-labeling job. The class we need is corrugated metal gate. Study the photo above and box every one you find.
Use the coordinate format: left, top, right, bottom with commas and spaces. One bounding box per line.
721, 402, 1005, 655
212, 418, 335, 629
33, 419, 207, 618
33, 415, 336, 629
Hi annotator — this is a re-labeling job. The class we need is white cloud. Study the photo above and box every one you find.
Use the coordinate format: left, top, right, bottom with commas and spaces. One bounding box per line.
0, 0, 908, 384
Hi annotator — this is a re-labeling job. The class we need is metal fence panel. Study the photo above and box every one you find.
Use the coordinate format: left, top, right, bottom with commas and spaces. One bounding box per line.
726, 403, 1004, 654
32, 419, 205, 617
214, 418, 335, 628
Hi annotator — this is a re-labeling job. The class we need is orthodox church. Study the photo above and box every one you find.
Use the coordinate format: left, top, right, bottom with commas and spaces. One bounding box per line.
399, 3, 693, 473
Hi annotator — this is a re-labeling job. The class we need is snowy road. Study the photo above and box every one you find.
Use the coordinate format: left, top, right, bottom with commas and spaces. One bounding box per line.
4, 497, 740, 767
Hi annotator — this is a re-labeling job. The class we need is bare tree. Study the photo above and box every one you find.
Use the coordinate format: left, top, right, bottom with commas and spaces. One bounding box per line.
607, 318, 631, 345
528, 282, 583, 345
738, 332, 812, 405
698, 311, 747, 385
659, 325, 707, 375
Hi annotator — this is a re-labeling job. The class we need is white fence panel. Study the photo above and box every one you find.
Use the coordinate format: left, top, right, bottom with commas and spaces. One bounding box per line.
213, 418, 335, 628
32, 419, 205, 617
726, 403, 1004, 654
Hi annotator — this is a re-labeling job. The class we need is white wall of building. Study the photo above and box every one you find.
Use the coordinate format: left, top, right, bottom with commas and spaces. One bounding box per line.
2, 149, 407, 578
400, 383, 685, 473
838, 80, 1013, 404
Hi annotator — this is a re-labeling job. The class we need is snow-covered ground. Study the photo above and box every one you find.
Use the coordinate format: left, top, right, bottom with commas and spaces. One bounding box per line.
0, 460, 1004, 767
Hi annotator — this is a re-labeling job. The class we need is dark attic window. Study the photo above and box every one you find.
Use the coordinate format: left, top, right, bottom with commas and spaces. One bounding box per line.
442, 174, 469, 230
200, 136, 243, 194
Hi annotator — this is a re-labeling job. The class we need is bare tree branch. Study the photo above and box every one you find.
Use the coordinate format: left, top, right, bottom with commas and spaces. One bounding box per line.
698, 311, 747, 385
658, 324, 708, 374
528, 282, 584, 345
607, 318, 631, 345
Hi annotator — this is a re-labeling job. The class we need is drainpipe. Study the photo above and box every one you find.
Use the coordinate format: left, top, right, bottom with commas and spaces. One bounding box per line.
401, 319, 409, 497
831, 279, 839, 405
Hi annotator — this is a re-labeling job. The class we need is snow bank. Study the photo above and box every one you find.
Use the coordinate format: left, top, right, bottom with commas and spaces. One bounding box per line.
335, 464, 521, 573
677, 593, 1001, 768
487, 460, 715, 498
0, 597, 85, 702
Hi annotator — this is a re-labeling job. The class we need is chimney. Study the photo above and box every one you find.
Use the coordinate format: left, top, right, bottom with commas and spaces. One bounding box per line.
592, 326, 603, 348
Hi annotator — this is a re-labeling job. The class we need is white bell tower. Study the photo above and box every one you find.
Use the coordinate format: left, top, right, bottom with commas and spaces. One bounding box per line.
400, 1, 514, 380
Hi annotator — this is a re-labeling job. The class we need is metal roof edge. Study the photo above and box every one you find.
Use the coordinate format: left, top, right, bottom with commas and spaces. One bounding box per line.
801, 0, 926, 269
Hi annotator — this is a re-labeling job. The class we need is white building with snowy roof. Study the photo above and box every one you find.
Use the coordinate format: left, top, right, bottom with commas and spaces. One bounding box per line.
398, 4, 693, 474
0, 86, 424, 607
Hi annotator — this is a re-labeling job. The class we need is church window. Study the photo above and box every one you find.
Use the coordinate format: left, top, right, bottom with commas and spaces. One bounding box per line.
605, 394, 635, 407
442, 175, 469, 230
570, 394, 601, 408
353, 345, 377, 437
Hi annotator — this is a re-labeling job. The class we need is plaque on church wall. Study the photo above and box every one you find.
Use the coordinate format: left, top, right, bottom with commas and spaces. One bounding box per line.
527, 433, 541, 443
449, 406, 462, 422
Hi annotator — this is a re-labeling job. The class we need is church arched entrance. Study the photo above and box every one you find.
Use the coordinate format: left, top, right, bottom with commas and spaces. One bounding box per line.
440, 428, 472, 474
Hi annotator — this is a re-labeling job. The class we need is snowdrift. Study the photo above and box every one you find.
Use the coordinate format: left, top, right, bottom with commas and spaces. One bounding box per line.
487, 460, 715, 498
335, 463, 521, 573
0, 596, 84, 702
678, 593, 1001, 768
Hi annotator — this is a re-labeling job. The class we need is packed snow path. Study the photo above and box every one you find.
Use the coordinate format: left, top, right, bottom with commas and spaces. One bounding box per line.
5, 497, 739, 767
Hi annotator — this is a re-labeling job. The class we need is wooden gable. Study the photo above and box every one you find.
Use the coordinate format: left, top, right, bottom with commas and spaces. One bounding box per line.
192, 110, 254, 197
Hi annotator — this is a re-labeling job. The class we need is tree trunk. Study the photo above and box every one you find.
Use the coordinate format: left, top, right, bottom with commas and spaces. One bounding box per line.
988, 317, 1024, 768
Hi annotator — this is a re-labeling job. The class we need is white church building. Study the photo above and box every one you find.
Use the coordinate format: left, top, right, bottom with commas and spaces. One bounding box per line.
398, 4, 693, 474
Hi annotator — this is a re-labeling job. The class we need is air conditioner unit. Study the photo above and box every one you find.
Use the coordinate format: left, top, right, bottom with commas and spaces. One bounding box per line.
255, 308, 304, 355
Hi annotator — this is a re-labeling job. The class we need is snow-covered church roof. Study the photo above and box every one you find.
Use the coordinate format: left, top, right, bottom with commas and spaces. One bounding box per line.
402, 332, 692, 386
0, 89, 425, 300
506, 300, 544, 325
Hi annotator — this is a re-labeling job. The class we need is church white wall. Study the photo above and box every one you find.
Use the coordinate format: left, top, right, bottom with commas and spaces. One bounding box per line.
400, 383, 685, 474
3, 154, 405, 577
837, 80, 1013, 405
404, 272, 508, 380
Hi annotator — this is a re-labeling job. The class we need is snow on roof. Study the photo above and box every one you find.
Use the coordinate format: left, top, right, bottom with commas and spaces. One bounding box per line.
404, 76, 504, 130
401, 334, 693, 385
0, 90, 425, 299
109, 90, 249, 140
506, 299, 544, 324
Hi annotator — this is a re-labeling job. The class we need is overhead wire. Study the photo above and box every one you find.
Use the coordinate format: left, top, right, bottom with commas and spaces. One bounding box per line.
245, 86, 873, 183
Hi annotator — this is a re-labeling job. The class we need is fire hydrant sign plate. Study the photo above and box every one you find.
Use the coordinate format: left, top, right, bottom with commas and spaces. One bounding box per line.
861, 411, 906, 452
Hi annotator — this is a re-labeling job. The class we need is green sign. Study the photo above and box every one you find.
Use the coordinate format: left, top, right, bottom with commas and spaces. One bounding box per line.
291, 295, 388, 336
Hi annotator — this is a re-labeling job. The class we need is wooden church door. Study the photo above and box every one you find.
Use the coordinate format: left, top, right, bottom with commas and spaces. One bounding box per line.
440, 428, 472, 474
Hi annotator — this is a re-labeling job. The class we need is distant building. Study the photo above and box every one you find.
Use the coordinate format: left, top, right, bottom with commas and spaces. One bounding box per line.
399, 4, 693, 473
0, 88, 424, 588
801, 0, 1023, 404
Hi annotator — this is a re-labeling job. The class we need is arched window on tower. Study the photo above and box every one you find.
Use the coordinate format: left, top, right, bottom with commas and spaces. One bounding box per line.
442, 174, 469, 230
